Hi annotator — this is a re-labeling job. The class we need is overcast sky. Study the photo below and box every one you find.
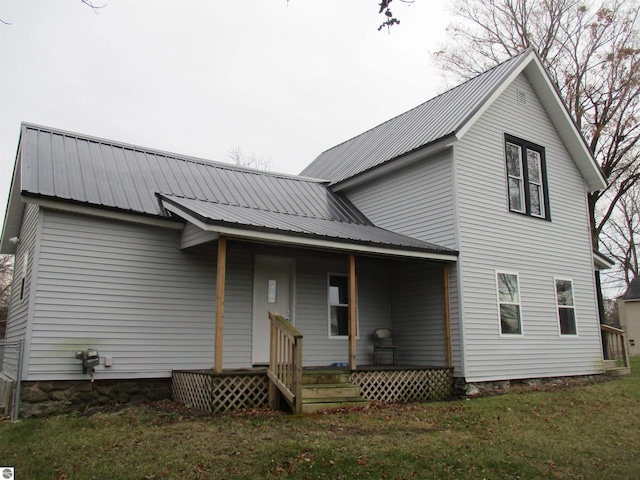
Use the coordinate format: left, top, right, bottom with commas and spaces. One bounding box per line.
0, 0, 453, 228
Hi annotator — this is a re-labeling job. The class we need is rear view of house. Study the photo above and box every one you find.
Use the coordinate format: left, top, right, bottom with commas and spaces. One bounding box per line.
1, 49, 625, 418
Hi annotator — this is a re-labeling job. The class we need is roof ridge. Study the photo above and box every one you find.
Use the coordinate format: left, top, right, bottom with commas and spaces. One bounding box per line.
313, 48, 532, 158
20, 122, 324, 184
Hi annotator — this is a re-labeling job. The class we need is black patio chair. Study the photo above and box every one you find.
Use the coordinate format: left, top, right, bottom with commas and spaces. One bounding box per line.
373, 328, 396, 365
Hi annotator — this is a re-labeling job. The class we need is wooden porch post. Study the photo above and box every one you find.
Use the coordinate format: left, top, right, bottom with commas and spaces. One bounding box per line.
214, 236, 227, 374
348, 254, 357, 370
443, 263, 453, 368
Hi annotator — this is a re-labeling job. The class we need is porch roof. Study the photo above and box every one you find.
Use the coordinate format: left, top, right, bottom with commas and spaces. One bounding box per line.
159, 194, 458, 261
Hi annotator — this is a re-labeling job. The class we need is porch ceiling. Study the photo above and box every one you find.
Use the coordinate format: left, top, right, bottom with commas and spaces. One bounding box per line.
159, 194, 458, 261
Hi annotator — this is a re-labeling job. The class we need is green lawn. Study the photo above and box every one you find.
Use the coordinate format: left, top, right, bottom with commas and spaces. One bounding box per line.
2, 358, 639, 480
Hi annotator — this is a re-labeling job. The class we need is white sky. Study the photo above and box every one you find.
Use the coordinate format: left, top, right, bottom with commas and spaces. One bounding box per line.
0, 0, 453, 228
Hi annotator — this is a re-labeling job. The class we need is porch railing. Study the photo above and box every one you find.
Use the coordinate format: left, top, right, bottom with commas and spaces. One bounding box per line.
601, 324, 630, 374
267, 311, 303, 414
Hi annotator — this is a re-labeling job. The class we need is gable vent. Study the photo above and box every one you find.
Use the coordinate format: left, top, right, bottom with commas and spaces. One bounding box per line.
516, 89, 528, 106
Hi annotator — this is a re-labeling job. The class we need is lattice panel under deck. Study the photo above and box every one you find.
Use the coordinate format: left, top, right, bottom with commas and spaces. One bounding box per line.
172, 371, 213, 412
211, 375, 269, 413
351, 369, 453, 403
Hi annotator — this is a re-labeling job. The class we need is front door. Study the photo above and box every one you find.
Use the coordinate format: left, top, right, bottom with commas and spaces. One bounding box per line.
252, 255, 294, 365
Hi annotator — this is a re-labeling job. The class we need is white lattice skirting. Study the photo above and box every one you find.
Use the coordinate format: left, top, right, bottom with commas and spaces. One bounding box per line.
351, 369, 454, 403
172, 371, 269, 413
172, 368, 453, 413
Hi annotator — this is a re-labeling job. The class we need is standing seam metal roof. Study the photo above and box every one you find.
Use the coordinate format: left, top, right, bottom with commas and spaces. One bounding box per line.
18, 124, 370, 225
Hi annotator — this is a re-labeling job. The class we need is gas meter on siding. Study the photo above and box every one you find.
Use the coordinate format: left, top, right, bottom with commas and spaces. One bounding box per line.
75, 349, 100, 373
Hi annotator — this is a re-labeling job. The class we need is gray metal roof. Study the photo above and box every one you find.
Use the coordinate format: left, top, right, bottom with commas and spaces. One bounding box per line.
160, 194, 456, 255
300, 49, 532, 184
9, 123, 456, 257
17, 123, 368, 224
622, 277, 640, 301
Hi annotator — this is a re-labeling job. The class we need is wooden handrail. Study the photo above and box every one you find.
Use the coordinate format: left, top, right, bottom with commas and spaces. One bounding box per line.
267, 311, 303, 414
600, 324, 630, 373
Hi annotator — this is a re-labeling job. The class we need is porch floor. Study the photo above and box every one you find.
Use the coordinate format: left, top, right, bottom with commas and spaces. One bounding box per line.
175, 364, 448, 376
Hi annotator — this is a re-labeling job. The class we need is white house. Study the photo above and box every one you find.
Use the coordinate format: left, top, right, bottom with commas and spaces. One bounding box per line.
1, 49, 621, 417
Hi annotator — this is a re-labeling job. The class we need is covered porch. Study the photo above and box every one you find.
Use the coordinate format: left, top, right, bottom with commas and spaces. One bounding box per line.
169, 236, 457, 413
161, 193, 458, 413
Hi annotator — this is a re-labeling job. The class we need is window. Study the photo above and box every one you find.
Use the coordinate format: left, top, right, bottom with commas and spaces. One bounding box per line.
555, 278, 577, 335
328, 274, 355, 337
505, 135, 549, 219
496, 272, 522, 334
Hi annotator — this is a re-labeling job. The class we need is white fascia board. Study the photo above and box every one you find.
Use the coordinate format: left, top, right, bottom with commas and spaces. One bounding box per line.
593, 252, 615, 271
0, 156, 24, 254
523, 57, 607, 192
162, 201, 458, 262
455, 50, 535, 141
331, 139, 455, 192
23, 197, 184, 230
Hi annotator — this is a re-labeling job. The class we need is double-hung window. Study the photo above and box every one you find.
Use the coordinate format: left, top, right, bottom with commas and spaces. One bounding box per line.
505, 135, 549, 219
496, 272, 522, 335
328, 274, 351, 337
555, 278, 577, 335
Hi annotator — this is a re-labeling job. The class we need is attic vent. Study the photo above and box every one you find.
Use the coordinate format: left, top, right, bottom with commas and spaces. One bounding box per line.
516, 89, 528, 106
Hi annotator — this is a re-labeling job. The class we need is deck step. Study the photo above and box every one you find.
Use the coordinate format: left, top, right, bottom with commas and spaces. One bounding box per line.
302, 383, 362, 400
603, 359, 619, 370
302, 370, 351, 385
604, 367, 631, 377
301, 397, 371, 414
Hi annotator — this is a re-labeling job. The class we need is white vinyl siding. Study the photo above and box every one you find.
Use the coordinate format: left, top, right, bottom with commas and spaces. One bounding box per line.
391, 262, 447, 366
3, 203, 40, 376
345, 149, 457, 250
454, 73, 601, 382
27, 210, 218, 380
343, 148, 460, 371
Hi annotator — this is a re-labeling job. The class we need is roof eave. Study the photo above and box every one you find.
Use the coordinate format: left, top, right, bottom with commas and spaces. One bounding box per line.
330, 135, 456, 192
0, 133, 25, 254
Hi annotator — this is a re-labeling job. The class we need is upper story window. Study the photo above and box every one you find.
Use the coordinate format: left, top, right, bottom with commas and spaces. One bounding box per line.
504, 135, 549, 220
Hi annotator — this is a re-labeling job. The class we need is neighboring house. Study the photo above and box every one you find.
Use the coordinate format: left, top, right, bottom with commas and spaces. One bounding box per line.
619, 278, 640, 356
0, 49, 618, 416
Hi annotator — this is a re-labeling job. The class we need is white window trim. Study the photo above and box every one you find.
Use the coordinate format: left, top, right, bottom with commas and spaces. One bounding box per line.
327, 273, 359, 340
554, 276, 579, 337
526, 150, 545, 218
505, 142, 526, 214
496, 270, 524, 336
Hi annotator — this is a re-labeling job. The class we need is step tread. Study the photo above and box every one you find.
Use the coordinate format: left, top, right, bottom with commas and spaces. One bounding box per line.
302, 396, 369, 404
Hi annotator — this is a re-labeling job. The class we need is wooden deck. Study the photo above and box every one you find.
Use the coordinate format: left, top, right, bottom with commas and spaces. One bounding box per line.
172, 365, 454, 413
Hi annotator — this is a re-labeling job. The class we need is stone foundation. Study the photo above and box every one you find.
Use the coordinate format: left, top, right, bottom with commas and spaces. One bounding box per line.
456, 374, 605, 398
19, 378, 172, 418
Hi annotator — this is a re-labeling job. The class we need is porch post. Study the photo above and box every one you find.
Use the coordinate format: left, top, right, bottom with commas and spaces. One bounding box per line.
348, 254, 357, 370
214, 236, 227, 374
443, 263, 453, 368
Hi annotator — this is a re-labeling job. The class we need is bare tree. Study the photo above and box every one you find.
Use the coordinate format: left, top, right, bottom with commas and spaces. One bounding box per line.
601, 184, 639, 288
226, 146, 272, 171
433, 0, 640, 255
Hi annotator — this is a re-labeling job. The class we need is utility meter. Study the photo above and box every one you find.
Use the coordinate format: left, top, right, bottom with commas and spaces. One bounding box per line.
75, 349, 100, 373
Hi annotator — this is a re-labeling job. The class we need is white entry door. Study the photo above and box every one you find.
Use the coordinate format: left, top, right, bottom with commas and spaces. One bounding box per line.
252, 255, 294, 365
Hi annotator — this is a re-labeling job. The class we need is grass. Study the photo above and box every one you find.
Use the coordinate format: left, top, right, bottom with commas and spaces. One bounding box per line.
2, 358, 639, 480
